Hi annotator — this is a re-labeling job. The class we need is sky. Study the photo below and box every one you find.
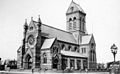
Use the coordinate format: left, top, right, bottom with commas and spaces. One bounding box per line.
0, 0, 120, 63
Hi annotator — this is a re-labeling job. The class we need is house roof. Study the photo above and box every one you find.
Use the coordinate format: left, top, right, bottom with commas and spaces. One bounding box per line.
61, 50, 87, 58
41, 38, 56, 49
33, 21, 77, 44
81, 34, 92, 44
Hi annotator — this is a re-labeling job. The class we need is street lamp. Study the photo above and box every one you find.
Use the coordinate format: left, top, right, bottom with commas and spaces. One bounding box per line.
111, 44, 118, 63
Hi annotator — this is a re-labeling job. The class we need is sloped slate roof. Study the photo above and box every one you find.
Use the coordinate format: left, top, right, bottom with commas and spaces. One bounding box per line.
41, 38, 56, 49
81, 34, 92, 44
41, 24, 77, 44
33, 21, 77, 44
61, 50, 87, 58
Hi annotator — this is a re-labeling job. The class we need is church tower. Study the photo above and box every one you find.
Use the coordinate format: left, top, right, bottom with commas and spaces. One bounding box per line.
66, 1, 87, 43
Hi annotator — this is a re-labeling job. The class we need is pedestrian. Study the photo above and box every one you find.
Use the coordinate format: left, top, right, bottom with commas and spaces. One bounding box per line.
32, 67, 34, 74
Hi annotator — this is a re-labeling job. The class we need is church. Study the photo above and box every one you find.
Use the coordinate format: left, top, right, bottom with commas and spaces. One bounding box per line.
17, 1, 97, 70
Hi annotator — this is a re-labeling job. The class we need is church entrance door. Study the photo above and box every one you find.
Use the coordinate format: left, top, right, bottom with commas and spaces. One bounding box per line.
25, 54, 32, 69
52, 55, 59, 69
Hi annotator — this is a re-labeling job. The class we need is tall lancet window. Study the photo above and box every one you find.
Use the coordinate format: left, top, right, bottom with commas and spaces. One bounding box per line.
73, 17, 76, 30
43, 52, 47, 63
79, 17, 81, 31
69, 18, 72, 30
82, 18, 85, 32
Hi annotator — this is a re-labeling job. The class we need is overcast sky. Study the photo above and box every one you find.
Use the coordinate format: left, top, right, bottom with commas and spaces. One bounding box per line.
0, 0, 120, 63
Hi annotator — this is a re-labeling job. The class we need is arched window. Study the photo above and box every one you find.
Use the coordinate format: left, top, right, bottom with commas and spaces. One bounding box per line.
73, 17, 76, 30
73, 17, 76, 20
68, 45, 71, 51
90, 50, 92, 61
61, 44, 65, 50
79, 17, 81, 30
69, 18, 72, 30
82, 18, 85, 31
69, 18, 72, 22
53, 46, 58, 53
69, 22, 72, 30
91, 43, 94, 49
43, 52, 47, 63
74, 47, 77, 52
77, 48, 80, 53
93, 51, 95, 61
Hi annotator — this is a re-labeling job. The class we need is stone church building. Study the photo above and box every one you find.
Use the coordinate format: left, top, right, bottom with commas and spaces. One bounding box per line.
17, 1, 97, 70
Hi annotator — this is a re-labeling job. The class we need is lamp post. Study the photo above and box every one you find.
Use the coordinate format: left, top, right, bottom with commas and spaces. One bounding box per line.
111, 44, 118, 63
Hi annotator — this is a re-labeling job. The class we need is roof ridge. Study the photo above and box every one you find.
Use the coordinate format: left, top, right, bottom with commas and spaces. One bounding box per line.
33, 21, 72, 34
42, 24, 72, 34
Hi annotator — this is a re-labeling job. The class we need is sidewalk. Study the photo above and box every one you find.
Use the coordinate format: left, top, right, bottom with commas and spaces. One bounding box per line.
0, 71, 110, 74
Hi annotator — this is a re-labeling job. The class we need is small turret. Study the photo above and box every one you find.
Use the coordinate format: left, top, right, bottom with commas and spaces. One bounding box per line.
24, 19, 28, 31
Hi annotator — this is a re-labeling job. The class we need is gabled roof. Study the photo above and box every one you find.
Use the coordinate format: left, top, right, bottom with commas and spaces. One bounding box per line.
81, 34, 92, 44
41, 38, 56, 49
33, 21, 77, 44
61, 50, 87, 58
66, 1, 85, 14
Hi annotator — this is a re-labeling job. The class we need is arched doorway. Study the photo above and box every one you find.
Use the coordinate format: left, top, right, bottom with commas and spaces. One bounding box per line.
25, 54, 32, 69
52, 55, 59, 69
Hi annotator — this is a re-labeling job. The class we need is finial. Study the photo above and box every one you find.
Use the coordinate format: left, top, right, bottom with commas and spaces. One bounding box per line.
38, 15, 42, 23
24, 19, 28, 26
24, 19, 28, 30
25, 19, 27, 23
31, 17, 33, 21
38, 15, 40, 18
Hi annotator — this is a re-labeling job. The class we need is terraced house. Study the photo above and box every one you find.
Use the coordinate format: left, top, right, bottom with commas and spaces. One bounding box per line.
17, 1, 97, 70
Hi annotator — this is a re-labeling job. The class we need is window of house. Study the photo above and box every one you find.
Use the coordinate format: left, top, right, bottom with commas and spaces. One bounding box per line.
43, 53, 47, 63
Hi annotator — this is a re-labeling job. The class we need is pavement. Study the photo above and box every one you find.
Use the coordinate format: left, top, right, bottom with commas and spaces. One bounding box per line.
0, 71, 110, 74
0, 70, 110, 74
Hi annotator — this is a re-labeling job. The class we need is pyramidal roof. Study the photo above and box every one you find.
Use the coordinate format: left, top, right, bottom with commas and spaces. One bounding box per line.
66, 0, 85, 14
